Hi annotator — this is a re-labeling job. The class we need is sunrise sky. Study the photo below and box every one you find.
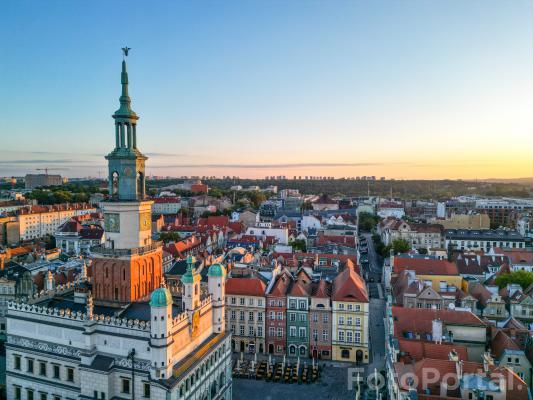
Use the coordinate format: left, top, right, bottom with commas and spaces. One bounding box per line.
1, 1, 533, 179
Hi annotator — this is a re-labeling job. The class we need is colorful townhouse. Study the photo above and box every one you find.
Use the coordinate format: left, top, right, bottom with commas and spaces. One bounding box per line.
286, 269, 312, 357
310, 279, 332, 359
331, 265, 370, 363
225, 276, 267, 354
265, 270, 292, 355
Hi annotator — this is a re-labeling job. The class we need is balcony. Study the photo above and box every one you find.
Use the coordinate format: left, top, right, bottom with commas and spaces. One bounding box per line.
91, 241, 162, 257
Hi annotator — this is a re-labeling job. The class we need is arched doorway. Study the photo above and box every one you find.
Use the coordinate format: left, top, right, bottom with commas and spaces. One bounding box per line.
312, 348, 318, 359
259, 343, 263, 354
356, 350, 364, 363
240, 341, 245, 352
289, 345, 296, 355
231, 339, 236, 351
299, 346, 307, 356
210, 381, 217, 398
268, 344, 274, 354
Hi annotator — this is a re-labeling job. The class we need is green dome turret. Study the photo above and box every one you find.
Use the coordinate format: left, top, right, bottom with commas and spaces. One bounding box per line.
208, 263, 226, 278
150, 286, 172, 308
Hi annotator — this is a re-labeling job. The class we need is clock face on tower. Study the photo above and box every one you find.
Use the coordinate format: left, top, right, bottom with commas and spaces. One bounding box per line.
139, 212, 151, 231
123, 166, 134, 177
105, 213, 120, 233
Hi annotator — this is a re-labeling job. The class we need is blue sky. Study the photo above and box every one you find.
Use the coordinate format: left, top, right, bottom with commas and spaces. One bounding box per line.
1, 1, 533, 179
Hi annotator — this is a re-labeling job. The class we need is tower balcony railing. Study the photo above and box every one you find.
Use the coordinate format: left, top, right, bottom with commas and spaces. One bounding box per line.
90, 241, 163, 257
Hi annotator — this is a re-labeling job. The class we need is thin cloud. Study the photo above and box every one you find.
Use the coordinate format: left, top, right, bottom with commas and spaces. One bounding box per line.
147, 162, 411, 169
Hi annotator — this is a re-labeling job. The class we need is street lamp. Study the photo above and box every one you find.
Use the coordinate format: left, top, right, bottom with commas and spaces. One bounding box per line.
128, 348, 136, 400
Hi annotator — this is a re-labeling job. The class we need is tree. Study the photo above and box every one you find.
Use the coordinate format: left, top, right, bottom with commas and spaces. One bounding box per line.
290, 239, 307, 252
381, 238, 411, 257
159, 231, 182, 243
358, 212, 379, 232
495, 271, 533, 290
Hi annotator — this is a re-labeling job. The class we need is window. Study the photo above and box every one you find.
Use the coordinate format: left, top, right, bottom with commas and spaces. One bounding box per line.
122, 378, 131, 394
347, 317, 353, 326
67, 367, 74, 382
355, 305, 361, 312
14, 387, 21, 400
258, 312, 263, 322
231, 325, 235, 334
339, 316, 344, 325
289, 313, 296, 322
299, 314, 306, 322
14, 355, 21, 370
289, 300, 296, 309
355, 318, 361, 327
27, 389, 34, 400
338, 304, 345, 310
277, 312, 283, 320
313, 329, 318, 340
322, 330, 328, 341
40, 393, 47, 400
299, 300, 306, 309
249, 312, 254, 321
290, 327, 297, 337
299, 327, 306, 338
269, 327, 275, 337
347, 331, 353, 343
248, 326, 254, 336
270, 311, 275, 320
339, 331, 345, 342
257, 326, 263, 337
53, 364, 60, 379
323, 314, 328, 323
39, 361, 47, 376
143, 382, 150, 398
230, 310, 236, 320
355, 332, 361, 343
348, 304, 353, 310
239, 311, 245, 321
312, 314, 318, 322
240, 298, 245, 305
27, 358, 34, 373
277, 327, 283, 337
240, 326, 245, 336
258, 299, 263, 306
231, 297, 236, 305
248, 298, 254, 306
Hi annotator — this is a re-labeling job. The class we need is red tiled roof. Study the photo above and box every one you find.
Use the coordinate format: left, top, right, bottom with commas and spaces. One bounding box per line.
394, 257, 459, 276
332, 264, 368, 302
226, 277, 266, 297
312, 279, 331, 298
153, 196, 181, 203
392, 306, 485, 338
397, 338, 468, 363
268, 271, 293, 297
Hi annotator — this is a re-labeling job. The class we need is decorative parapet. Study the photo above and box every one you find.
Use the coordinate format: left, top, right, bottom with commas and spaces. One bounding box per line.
169, 295, 212, 329
114, 356, 151, 372
8, 301, 151, 332
7, 335, 82, 358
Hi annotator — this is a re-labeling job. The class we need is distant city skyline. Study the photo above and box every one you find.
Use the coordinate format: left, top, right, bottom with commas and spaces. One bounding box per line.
2, 1, 533, 179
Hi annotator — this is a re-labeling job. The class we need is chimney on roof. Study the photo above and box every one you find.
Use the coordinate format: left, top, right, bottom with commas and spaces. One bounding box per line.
448, 349, 459, 362
432, 319, 443, 344
482, 351, 494, 374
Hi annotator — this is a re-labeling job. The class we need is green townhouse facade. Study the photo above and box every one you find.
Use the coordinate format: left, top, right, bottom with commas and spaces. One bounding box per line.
286, 269, 313, 357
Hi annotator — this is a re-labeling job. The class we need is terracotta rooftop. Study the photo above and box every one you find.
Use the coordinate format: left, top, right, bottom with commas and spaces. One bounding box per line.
226, 277, 266, 297
332, 264, 368, 303
394, 257, 459, 276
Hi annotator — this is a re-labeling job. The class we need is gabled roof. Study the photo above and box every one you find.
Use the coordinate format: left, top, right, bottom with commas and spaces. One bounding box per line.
332, 264, 368, 303
268, 271, 293, 297
226, 277, 266, 297
394, 257, 459, 276
491, 328, 521, 360
392, 306, 485, 338
312, 279, 331, 298
397, 338, 468, 363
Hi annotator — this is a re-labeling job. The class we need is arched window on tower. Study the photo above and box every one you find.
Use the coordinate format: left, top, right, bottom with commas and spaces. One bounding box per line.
112, 171, 119, 198
137, 172, 145, 199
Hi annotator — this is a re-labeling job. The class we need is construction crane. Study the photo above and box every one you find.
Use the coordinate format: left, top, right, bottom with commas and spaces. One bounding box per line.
36, 168, 63, 175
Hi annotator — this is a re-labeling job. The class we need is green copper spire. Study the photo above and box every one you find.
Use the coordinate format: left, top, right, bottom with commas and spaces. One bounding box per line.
114, 47, 137, 119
